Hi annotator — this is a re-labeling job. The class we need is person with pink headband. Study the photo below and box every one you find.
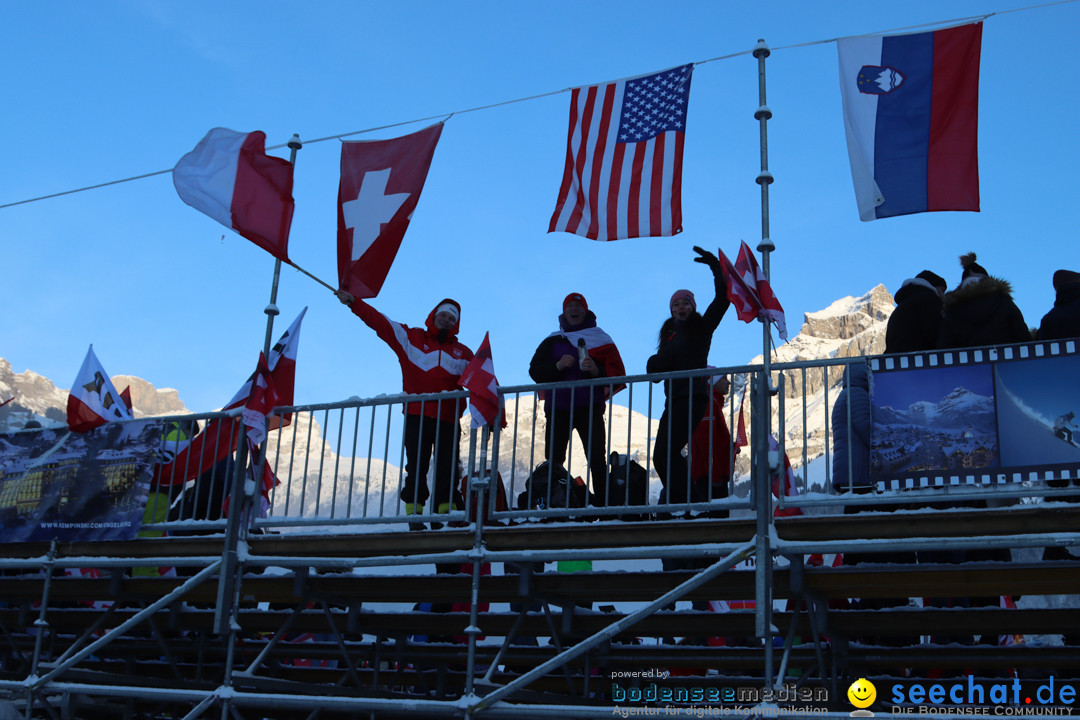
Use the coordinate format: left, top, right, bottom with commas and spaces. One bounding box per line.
646, 246, 730, 514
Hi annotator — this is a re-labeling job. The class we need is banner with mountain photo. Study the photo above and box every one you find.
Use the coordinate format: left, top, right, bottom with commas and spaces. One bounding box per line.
0, 420, 163, 543
869, 347, 1080, 487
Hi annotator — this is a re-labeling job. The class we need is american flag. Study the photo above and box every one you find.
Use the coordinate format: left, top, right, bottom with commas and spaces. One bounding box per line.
549, 63, 693, 241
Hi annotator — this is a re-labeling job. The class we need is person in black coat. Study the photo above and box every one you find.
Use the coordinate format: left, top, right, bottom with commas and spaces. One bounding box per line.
1037, 269, 1080, 341
938, 252, 1031, 350
884, 270, 946, 354
646, 246, 729, 507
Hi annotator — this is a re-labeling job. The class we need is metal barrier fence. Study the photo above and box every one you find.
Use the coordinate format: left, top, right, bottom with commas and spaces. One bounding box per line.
132, 338, 1080, 536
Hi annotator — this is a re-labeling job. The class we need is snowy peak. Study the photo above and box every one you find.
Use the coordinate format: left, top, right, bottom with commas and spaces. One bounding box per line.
0, 358, 188, 431
876, 387, 995, 433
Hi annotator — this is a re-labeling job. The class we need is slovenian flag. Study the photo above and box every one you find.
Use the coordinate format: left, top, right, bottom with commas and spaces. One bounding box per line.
838, 22, 982, 221
173, 128, 296, 262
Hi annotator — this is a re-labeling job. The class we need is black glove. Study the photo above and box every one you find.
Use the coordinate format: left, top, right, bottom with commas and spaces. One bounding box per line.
692, 246, 721, 271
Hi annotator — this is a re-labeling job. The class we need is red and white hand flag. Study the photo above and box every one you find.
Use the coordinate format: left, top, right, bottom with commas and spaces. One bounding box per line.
242, 352, 280, 446
735, 242, 787, 340
154, 308, 305, 488
66, 346, 134, 432
718, 243, 788, 341
717, 247, 765, 324
337, 123, 443, 299
459, 332, 505, 429
173, 128, 295, 263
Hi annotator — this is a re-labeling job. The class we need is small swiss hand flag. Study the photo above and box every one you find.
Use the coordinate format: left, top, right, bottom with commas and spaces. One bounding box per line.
460, 332, 505, 429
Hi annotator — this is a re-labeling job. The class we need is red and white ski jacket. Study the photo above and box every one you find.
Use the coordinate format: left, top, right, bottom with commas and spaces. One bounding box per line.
350, 297, 474, 421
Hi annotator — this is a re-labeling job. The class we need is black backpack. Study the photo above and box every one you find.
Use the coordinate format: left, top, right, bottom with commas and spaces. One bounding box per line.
516, 461, 587, 510
606, 452, 649, 507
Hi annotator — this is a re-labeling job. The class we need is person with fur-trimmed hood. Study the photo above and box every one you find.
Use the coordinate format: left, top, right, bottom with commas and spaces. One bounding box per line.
885, 270, 947, 354
647, 246, 730, 508
529, 293, 626, 507
937, 252, 1031, 350
1037, 269, 1080, 341
338, 290, 473, 524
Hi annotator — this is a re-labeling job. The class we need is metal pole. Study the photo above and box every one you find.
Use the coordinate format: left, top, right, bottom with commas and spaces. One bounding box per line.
263, 133, 303, 357
752, 38, 776, 688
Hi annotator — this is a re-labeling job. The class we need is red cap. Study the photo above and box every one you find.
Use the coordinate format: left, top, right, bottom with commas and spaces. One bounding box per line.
563, 293, 588, 312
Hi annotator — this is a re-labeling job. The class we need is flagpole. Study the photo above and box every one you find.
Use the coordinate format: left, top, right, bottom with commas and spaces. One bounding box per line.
263, 134, 303, 357
751, 38, 776, 690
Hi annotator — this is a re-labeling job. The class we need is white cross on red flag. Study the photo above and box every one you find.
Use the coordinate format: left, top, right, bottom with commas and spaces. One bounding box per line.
717, 242, 788, 341
337, 123, 443, 299
459, 332, 505, 429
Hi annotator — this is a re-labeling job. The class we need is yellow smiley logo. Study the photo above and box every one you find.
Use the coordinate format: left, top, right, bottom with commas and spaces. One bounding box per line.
847, 678, 876, 709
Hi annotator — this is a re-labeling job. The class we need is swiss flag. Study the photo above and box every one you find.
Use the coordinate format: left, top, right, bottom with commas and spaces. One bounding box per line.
173, 128, 295, 263
66, 346, 134, 432
459, 332, 505, 429
337, 123, 443, 299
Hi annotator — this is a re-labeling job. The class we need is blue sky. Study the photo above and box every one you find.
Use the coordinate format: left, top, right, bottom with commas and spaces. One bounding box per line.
2, 1, 1078, 414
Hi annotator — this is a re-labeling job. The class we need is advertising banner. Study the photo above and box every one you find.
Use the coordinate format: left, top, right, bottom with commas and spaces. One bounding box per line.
0, 420, 162, 543
869, 342, 1080, 489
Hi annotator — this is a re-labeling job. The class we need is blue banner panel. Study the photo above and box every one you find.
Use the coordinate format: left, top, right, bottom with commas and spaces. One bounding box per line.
0, 420, 162, 543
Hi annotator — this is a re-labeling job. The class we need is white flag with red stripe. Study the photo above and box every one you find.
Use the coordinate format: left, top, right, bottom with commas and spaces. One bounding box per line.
173, 128, 295, 263
459, 332, 505, 429
66, 346, 134, 432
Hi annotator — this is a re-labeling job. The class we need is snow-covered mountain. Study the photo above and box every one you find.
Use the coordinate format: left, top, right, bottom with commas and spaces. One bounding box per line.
743, 284, 894, 481
0, 358, 188, 432
875, 386, 996, 434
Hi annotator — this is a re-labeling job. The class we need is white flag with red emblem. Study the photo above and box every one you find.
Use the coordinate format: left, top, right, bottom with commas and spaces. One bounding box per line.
337, 123, 443, 299
460, 332, 505, 429
66, 346, 134, 432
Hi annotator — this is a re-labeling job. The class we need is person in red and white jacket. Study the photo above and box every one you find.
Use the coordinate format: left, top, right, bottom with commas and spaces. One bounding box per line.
338, 291, 473, 521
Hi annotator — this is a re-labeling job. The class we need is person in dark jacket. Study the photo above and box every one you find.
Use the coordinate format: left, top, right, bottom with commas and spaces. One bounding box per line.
831, 362, 872, 494
937, 252, 1031, 350
1037, 269, 1080, 341
647, 247, 729, 508
529, 293, 626, 506
884, 270, 946, 354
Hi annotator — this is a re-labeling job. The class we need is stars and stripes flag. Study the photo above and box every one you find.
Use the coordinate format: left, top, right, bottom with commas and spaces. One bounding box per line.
66, 345, 134, 432
459, 332, 505, 429
549, 64, 693, 241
